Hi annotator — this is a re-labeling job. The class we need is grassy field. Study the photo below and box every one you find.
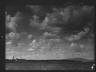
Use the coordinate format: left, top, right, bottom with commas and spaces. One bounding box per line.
6, 61, 94, 70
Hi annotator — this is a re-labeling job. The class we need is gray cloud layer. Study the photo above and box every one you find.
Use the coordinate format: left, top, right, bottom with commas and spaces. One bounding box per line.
65, 27, 89, 42
29, 6, 94, 35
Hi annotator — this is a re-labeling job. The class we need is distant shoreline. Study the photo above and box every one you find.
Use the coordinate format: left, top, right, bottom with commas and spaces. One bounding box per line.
5, 58, 94, 63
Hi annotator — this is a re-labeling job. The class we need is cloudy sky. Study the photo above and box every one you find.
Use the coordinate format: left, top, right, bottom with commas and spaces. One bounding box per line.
5, 5, 94, 60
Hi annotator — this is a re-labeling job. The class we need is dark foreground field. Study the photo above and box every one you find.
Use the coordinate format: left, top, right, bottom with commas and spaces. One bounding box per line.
6, 61, 94, 70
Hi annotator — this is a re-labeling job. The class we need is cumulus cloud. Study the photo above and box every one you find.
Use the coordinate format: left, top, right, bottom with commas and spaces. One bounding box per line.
48, 38, 62, 43
27, 34, 32, 39
41, 32, 61, 41
8, 32, 21, 40
79, 44, 84, 49
65, 27, 89, 42
70, 43, 77, 48
27, 48, 35, 51
6, 32, 21, 47
28, 5, 94, 54
28, 36, 63, 54
5, 12, 21, 32
39, 15, 50, 29
51, 27, 62, 33
43, 32, 57, 38
6, 32, 15, 40
29, 39, 46, 53
70, 42, 85, 52
29, 11, 64, 33
6, 41, 12, 45
6, 14, 17, 32
29, 40, 36, 48
29, 15, 40, 28
8, 32, 15, 39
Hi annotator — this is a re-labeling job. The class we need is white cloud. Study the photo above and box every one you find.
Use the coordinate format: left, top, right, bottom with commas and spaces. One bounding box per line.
27, 34, 32, 39
29, 40, 37, 48
42, 32, 60, 39
79, 44, 84, 49
27, 48, 35, 51
6, 32, 21, 47
8, 17, 17, 32
43, 32, 57, 38
70, 42, 85, 53
8, 32, 21, 40
49, 39, 62, 43
6, 41, 12, 45
28, 37, 63, 54
9, 32, 15, 38
29, 15, 40, 28
40, 15, 49, 29
5, 12, 21, 32
70, 43, 77, 48
36, 37, 63, 54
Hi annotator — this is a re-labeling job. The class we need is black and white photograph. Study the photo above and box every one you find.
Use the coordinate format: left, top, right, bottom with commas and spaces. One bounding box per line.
5, 2, 95, 70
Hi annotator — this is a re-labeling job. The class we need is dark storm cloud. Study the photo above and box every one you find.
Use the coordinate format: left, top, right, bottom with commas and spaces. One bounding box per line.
26, 5, 46, 16
49, 6, 94, 32
65, 27, 89, 42
26, 5, 54, 16
29, 5, 94, 35
26, 5, 41, 13
5, 5, 34, 34
6, 6, 33, 16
